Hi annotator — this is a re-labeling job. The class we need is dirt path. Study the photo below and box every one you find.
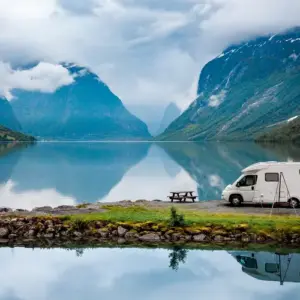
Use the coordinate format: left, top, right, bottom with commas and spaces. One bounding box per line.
1, 200, 299, 217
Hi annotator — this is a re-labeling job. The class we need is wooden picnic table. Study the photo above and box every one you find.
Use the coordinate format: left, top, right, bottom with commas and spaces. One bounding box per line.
168, 191, 197, 203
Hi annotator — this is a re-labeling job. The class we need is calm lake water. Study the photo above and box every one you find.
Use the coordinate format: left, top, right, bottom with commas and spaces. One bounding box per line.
0, 142, 300, 209
0, 247, 299, 300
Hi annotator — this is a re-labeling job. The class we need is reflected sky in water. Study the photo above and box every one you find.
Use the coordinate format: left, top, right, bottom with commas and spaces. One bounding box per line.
0, 247, 299, 300
0, 142, 300, 209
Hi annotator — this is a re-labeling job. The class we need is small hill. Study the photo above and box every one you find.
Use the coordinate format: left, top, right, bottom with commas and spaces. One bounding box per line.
256, 117, 300, 143
0, 125, 35, 142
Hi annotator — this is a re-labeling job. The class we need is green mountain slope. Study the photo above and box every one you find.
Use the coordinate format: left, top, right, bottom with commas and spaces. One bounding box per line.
159, 28, 300, 141
0, 125, 35, 142
256, 116, 300, 143
0, 98, 21, 131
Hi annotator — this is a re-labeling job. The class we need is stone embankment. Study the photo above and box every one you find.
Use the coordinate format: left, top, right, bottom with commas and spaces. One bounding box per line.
0, 215, 299, 248
0, 202, 299, 248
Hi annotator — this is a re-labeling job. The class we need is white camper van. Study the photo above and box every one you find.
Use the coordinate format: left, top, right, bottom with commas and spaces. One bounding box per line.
222, 162, 300, 208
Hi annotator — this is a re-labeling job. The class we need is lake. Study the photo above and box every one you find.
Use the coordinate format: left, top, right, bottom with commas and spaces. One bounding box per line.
0, 247, 299, 299
0, 142, 300, 209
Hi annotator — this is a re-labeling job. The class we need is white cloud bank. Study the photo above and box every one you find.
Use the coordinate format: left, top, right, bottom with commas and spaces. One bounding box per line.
0, 62, 74, 100
0, 0, 299, 109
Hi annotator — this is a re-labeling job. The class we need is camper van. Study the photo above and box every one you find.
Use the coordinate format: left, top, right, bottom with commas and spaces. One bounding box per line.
221, 162, 300, 208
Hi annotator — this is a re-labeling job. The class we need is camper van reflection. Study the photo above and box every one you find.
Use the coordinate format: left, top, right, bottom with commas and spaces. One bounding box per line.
222, 162, 300, 208
229, 251, 300, 285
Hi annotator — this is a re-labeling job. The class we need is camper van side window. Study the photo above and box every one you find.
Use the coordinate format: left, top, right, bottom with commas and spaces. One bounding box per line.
265, 173, 279, 182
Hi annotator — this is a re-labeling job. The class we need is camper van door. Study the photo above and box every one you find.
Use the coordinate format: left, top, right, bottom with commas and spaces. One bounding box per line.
237, 174, 257, 202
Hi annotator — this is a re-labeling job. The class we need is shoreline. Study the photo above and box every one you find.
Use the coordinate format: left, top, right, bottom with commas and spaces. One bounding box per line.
0, 201, 299, 248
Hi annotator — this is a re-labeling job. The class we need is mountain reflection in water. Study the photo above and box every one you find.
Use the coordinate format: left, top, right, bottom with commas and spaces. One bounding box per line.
0, 142, 300, 209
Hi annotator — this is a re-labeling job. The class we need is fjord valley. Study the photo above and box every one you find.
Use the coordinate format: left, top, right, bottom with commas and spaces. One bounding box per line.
2, 2, 300, 300
159, 28, 300, 142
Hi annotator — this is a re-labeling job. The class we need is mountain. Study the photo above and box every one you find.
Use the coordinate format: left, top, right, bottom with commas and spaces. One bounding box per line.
0, 98, 21, 131
256, 116, 300, 143
12, 63, 151, 140
159, 28, 300, 141
128, 104, 166, 136
156, 103, 181, 136
0, 125, 35, 142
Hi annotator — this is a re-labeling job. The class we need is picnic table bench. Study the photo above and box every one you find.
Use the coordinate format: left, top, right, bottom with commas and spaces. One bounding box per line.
168, 191, 197, 203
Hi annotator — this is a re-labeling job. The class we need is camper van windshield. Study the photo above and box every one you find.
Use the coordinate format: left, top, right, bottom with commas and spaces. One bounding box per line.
237, 175, 257, 187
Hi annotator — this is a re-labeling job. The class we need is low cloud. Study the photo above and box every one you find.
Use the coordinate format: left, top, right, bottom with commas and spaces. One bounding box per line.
208, 90, 227, 107
0, 62, 74, 100
0, 0, 299, 109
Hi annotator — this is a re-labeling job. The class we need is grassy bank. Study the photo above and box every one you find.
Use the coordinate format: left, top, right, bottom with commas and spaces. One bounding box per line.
66, 205, 300, 234
1, 204, 300, 248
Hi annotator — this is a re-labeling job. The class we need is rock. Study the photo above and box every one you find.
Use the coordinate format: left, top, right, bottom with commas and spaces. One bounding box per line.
98, 229, 108, 238
193, 234, 207, 242
257, 236, 265, 242
184, 235, 192, 241
54, 205, 75, 210
28, 230, 35, 236
117, 226, 127, 237
136, 199, 148, 203
0, 239, 9, 244
124, 231, 138, 240
15, 209, 29, 212
214, 235, 224, 242
0, 227, 9, 238
73, 231, 82, 238
223, 237, 232, 242
46, 228, 55, 233
44, 220, 54, 227
171, 233, 181, 241
0, 207, 12, 213
8, 234, 17, 239
33, 206, 53, 212
242, 235, 250, 243
14, 221, 25, 228
43, 233, 54, 239
139, 233, 160, 242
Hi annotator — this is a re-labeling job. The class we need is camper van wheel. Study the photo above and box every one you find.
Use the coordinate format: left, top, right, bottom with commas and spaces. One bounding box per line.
230, 195, 243, 207
289, 198, 299, 209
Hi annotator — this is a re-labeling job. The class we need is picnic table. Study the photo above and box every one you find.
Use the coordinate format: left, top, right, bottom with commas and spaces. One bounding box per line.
168, 191, 197, 203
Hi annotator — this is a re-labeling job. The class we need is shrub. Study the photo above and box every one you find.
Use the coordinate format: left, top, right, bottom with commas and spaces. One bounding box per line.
168, 207, 185, 227
72, 219, 89, 231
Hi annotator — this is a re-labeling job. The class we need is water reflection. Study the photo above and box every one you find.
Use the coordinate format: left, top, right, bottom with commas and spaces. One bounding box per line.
159, 142, 293, 200
0, 142, 300, 209
230, 251, 300, 284
10, 142, 150, 203
0, 247, 299, 300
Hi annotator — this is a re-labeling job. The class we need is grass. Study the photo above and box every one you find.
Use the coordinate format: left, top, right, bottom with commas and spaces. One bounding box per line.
64, 205, 300, 233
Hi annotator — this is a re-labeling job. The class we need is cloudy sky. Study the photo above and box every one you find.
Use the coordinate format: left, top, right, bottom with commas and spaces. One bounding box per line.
0, 0, 300, 109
